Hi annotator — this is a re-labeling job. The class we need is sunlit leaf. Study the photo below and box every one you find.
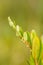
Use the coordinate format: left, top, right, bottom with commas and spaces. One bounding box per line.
32, 35, 40, 60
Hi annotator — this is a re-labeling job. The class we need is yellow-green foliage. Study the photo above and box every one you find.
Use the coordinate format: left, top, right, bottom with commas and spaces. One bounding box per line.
8, 17, 43, 65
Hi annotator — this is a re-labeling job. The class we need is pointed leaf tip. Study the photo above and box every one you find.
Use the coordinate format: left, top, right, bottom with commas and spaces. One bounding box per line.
8, 17, 16, 29
8, 17, 14, 27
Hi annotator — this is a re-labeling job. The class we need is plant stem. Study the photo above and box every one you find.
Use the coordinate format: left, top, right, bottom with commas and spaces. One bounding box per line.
35, 59, 38, 65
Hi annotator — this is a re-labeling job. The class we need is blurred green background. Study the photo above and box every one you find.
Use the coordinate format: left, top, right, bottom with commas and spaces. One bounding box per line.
0, 0, 43, 65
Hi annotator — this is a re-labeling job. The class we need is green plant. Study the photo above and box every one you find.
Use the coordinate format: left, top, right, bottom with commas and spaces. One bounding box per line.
8, 17, 43, 65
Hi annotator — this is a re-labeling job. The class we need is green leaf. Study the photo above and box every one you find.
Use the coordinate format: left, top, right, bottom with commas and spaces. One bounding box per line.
30, 30, 36, 42
38, 40, 42, 61
23, 32, 32, 47
39, 58, 43, 65
39, 35, 43, 65
41, 35, 43, 49
32, 35, 40, 60
29, 55, 35, 65
16, 25, 23, 38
